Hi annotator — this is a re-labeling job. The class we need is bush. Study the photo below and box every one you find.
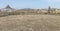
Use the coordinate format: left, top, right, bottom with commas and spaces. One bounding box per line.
8, 12, 20, 15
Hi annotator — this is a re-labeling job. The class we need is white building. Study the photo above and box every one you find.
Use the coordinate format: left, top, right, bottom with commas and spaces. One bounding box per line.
0, 5, 15, 12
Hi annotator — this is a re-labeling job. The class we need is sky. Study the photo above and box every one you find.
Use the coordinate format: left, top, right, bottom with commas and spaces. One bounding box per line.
0, 0, 60, 9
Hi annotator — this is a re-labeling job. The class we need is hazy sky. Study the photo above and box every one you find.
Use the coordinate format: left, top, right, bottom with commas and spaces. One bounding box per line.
0, 0, 60, 9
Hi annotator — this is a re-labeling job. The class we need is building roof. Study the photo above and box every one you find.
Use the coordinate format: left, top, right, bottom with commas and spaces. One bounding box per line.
4, 5, 12, 9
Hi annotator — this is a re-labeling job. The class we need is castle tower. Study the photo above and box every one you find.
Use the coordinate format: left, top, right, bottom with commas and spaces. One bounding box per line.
1, 5, 15, 12
5, 5, 12, 9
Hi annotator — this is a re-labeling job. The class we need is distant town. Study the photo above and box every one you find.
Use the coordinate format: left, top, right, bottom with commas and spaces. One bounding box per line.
0, 5, 60, 16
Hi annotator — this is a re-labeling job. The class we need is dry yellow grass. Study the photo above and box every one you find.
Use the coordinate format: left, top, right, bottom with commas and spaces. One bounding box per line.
0, 15, 60, 31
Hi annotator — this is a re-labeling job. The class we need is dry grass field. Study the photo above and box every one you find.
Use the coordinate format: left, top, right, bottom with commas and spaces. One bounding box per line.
0, 14, 60, 31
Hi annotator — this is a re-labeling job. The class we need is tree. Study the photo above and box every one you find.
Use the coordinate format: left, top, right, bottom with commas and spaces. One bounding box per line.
48, 6, 51, 13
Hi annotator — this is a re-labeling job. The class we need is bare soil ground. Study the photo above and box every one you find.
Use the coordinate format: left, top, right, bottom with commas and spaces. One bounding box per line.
0, 15, 60, 31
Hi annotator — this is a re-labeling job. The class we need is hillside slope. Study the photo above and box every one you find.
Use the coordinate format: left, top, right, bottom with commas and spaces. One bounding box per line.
0, 15, 60, 31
